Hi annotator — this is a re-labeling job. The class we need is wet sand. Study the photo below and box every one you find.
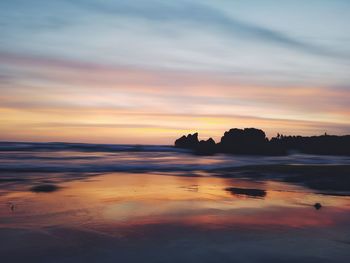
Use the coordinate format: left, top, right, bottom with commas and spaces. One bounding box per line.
213, 164, 350, 195
1, 171, 350, 263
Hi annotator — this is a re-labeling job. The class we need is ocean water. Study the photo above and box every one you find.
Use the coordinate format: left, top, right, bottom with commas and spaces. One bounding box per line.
1, 141, 350, 174
1, 142, 350, 263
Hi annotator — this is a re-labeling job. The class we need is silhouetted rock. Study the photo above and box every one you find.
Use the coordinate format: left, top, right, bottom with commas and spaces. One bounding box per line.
174, 128, 350, 156
219, 128, 268, 154
226, 187, 266, 198
195, 138, 216, 155
175, 133, 199, 149
314, 203, 322, 210
270, 134, 350, 155
30, 184, 60, 193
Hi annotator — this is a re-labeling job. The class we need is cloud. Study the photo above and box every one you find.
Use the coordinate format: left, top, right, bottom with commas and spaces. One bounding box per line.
2, 1, 349, 85
1, 52, 349, 123
66, 0, 348, 60
2, 105, 350, 144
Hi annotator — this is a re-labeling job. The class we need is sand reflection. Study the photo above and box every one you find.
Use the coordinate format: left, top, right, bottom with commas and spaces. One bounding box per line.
1, 172, 350, 232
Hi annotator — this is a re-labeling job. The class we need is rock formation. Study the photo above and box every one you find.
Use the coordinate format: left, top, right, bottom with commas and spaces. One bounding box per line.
174, 128, 350, 156
174, 133, 199, 149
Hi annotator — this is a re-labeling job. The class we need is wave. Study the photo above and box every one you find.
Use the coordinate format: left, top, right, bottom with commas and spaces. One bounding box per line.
1, 154, 350, 174
1, 142, 350, 175
0, 142, 189, 153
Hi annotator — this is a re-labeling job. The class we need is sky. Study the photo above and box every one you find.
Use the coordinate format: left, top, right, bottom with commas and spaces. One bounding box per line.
0, 0, 350, 144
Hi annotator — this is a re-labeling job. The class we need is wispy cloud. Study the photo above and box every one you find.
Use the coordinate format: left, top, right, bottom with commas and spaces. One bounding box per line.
66, 0, 348, 60
1, 52, 349, 124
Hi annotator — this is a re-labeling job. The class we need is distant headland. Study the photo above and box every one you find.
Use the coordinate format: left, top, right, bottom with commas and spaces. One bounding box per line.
175, 128, 350, 156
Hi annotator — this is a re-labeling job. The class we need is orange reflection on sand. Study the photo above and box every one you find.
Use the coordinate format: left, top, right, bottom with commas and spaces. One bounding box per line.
117, 208, 340, 230
1, 173, 350, 233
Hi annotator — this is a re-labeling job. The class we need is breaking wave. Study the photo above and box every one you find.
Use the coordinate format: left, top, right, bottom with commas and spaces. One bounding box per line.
0, 142, 350, 174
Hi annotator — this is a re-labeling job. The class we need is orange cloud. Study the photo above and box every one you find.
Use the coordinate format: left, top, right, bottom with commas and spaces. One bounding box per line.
1, 53, 349, 143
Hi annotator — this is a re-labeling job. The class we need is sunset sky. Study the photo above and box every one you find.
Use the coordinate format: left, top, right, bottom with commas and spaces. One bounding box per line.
1, 0, 350, 144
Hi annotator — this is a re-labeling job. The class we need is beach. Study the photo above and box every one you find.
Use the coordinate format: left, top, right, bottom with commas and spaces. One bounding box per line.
1, 142, 350, 262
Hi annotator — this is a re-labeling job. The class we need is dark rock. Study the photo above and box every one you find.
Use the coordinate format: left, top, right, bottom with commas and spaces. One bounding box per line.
174, 127, 350, 156
195, 138, 216, 155
226, 187, 266, 198
270, 134, 350, 155
219, 128, 268, 154
30, 184, 60, 193
314, 202, 322, 210
175, 133, 199, 149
